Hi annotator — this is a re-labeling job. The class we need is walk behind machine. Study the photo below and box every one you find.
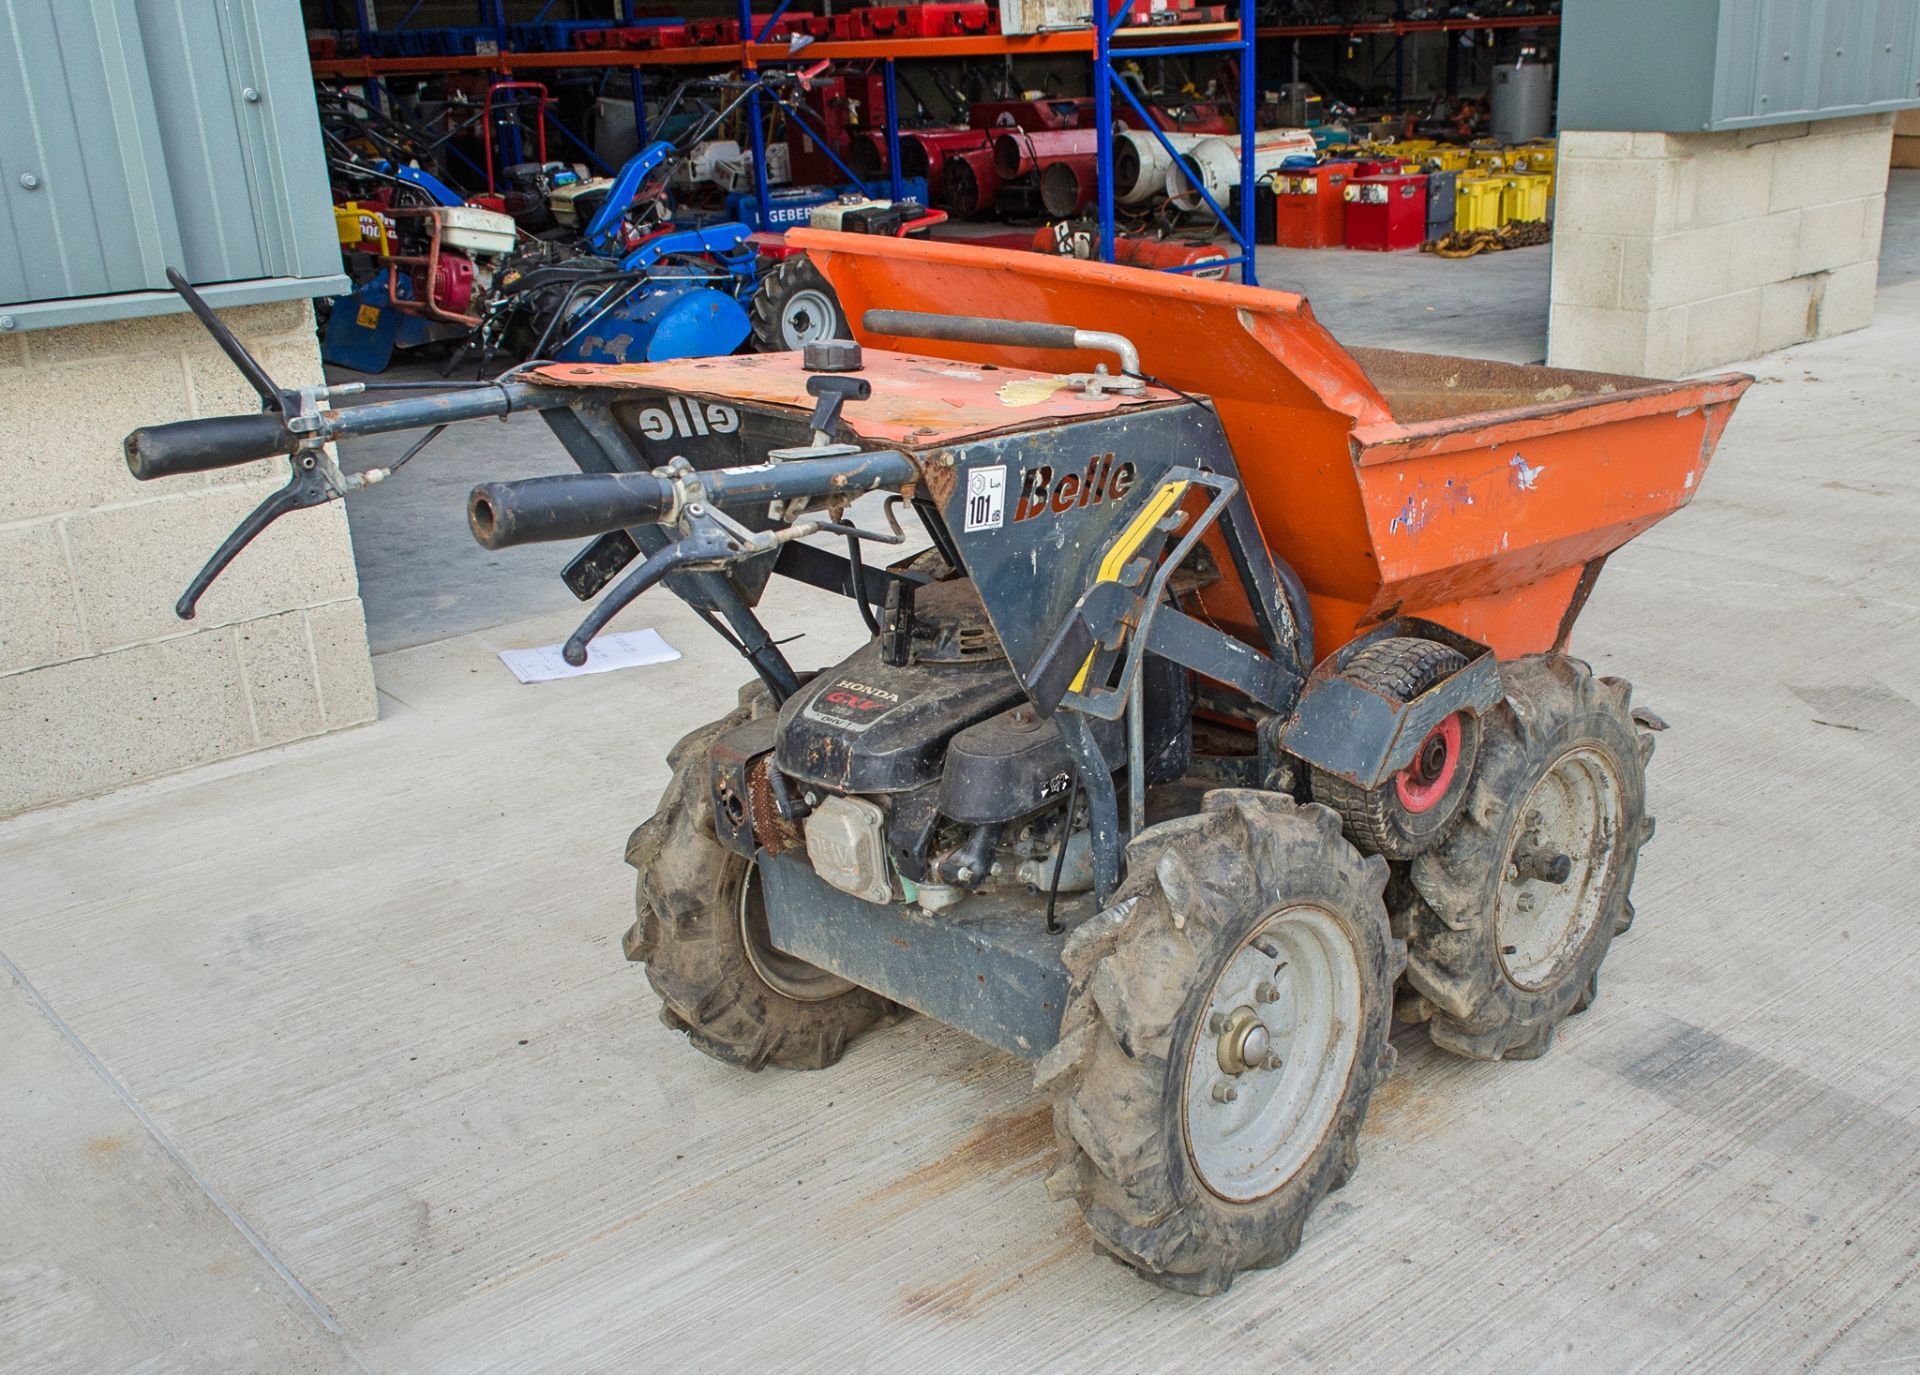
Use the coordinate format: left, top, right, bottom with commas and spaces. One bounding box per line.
124, 233, 1749, 1293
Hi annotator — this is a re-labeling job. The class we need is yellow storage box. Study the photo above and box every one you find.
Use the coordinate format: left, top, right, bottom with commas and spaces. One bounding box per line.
1501, 172, 1553, 224
1509, 141, 1556, 174
1455, 174, 1506, 231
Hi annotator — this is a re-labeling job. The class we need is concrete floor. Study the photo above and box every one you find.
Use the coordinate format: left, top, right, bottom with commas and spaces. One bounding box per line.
5, 175, 1920, 1372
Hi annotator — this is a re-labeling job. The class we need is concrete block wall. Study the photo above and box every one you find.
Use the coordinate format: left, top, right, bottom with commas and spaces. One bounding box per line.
0, 302, 376, 818
1548, 113, 1895, 377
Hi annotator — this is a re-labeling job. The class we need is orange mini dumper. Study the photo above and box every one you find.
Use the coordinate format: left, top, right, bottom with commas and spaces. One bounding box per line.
124, 235, 1749, 1293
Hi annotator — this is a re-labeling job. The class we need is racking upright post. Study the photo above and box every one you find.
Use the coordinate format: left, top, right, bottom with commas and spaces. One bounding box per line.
1094, 5, 1259, 284
743, 0, 773, 230
353, 0, 380, 113
621, 0, 649, 143
883, 61, 905, 203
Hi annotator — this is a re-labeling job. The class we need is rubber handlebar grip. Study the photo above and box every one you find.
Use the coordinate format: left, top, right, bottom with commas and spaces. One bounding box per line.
468, 472, 676, 550
124, 413, 297, 481
861, 309, 1080, 353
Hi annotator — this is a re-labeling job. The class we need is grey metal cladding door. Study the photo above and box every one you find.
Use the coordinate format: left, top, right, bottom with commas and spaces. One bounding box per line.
1715, 0, 1920, 125
0, 0, 187, 304
1, 0, 339, 307
1866, 2, 1920, 105
138, 0, 271, 284
137, 0, 339, 286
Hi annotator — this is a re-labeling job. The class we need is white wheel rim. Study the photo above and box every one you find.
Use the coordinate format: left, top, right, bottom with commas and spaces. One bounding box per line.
1495, 744, 1624, 990
1182, 906, 1363, 1203
738, 863, 854, 1002
780, 288, 839, 349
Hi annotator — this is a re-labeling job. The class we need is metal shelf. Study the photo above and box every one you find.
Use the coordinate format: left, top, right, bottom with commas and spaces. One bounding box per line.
319, 1, 1261, 281
310, 26, 1278, 80
311, 50, 742, 78
1256, 13, 1559, 39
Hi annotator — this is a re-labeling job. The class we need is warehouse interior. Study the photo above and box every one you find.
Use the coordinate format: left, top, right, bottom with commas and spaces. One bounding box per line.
4, 0, 1920, 1368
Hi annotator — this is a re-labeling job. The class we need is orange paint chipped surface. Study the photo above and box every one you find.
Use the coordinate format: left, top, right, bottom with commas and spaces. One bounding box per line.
529, 350, 1178, 448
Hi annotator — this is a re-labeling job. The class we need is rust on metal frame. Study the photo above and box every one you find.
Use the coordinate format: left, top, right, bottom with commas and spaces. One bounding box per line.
528, 352, 1178, 449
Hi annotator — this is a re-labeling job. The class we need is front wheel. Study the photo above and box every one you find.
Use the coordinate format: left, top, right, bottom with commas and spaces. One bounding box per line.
623, 691, 897, 1070
749, 253, 850, 352
1036, 791, 1400, 1294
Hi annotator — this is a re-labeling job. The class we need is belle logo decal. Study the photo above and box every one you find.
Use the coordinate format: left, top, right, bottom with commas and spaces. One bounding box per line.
1013, 454, 1136, 522
635, 396, 739, 442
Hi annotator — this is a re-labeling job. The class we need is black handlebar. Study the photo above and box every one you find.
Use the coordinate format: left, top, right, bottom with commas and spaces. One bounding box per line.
468, 472, 677, 550
124, 413, 299, 481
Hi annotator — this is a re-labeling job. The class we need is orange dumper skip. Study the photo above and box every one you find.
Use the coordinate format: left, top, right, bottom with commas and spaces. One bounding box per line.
798, 227, 1751, 662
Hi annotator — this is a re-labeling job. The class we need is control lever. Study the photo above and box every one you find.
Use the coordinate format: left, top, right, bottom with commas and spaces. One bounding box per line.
562, 512, 743, 666
467, 448, 919, 666
149, 272, 387, 619
165, 268, 290, 414
804, 373, 871, 447
560, 484, 906, 667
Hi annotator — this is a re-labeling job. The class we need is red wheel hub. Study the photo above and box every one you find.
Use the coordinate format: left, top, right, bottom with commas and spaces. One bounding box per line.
1394, 712, 1464, 814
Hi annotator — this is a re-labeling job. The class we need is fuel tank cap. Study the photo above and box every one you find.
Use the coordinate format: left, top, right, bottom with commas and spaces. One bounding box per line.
803, 339, 863, 372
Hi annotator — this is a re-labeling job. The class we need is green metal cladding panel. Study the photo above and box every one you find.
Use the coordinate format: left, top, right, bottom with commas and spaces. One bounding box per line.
1561, 0, 1920, 133
0, 0, 348, 331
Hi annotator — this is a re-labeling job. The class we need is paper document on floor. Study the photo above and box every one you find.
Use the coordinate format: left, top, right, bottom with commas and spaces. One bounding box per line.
498, 629, 680, 683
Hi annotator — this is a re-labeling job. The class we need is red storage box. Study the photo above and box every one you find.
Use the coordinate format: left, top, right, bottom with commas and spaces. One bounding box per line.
1272, 164, 1350, 249
906, 4, 995, 35
1343, 173, 1428, 251
747, 13, 810, 39
853, 6, 913, 36
594, 23, 688, 48
686, 16, 738, 42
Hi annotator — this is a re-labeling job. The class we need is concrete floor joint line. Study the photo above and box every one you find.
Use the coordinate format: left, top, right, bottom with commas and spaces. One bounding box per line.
0, 947, 369, 1370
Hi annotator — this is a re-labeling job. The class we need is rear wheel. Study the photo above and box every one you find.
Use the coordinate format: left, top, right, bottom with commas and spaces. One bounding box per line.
1399, 656, 1653, 1060
1035, 791, 1399, 1294
1312, 637, 1481, 860
623, 689, 897, 1070
749, 254, 849, 352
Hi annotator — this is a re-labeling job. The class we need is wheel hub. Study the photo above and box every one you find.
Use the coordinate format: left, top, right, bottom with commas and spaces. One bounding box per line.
1394, 712, 1465, 814
1182, 906, 1363, 1203
1494, 744, 1624, 991
1214, 1006, 1274, 1074
781, 288, 838, 349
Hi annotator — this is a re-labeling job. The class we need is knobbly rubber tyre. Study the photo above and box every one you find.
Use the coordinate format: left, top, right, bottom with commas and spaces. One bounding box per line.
749, 254, 850, 353
1400, 655, 1654, 1061
622, 686, 897, 1070
1035, 791, 1400, 1295
1311, 637, 1481, 860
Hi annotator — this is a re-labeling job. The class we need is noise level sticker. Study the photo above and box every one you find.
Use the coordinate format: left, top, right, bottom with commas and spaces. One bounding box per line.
964, 465, 1007, 532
